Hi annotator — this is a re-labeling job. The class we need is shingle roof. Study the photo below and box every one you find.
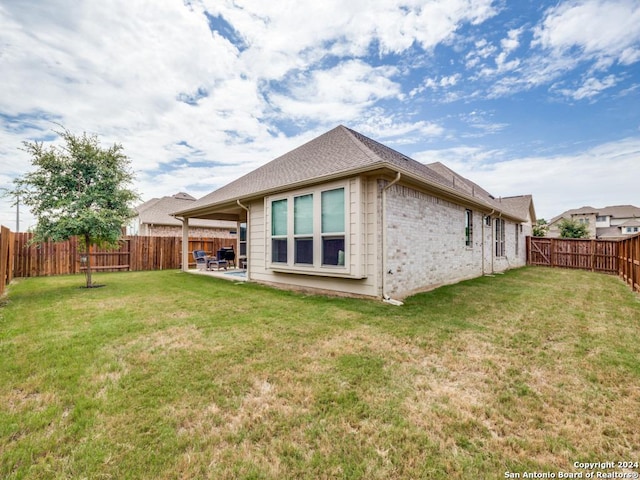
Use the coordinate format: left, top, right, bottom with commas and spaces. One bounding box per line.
597, 205, 640, 218
619, 219, 640, 227
500, 195, 536, 221
596, 227, 624, 238
550, 204, 640, 224
137, 193, 235, 228
175, 125, 533, 221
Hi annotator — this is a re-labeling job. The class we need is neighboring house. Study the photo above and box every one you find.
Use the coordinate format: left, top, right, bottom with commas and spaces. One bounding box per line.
174, 126, 535, 300
130, 192, 237, 237
547, 205, 640, 239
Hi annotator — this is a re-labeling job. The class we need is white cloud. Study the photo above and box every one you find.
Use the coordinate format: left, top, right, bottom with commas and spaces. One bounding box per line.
268, 61, 401, 123
414, 137, 640, 220
501, 27, 523, 53
533, 0, 640, 68
202, 0, 499, 65
354, 113, 445, 142
556, 74, 619, 100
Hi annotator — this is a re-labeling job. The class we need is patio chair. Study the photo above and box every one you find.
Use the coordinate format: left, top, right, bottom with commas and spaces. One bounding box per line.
207, 249, 228, 271
192, 250, 208, 271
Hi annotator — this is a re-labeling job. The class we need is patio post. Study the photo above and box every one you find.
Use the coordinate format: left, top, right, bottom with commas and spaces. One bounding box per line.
181, 217, 189, 271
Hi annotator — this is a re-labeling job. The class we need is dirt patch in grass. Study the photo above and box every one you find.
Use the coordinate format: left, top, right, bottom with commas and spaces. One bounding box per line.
121, 324, 216, 355
2, 388, 58, 415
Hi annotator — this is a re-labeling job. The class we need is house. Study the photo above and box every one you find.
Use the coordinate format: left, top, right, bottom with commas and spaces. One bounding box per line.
173, 126, 535, 300
547, 205, 640, 239
130, 192, 237, 237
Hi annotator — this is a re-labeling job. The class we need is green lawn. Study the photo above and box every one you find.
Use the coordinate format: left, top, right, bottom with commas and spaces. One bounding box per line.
1, 267, 639, 479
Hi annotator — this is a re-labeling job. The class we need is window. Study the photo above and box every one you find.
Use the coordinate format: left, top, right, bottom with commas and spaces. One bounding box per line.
269, 185, 347, 271
271, 199, 288, 263
239, 223, 247, 256
294, 194, 313, 264
321, 188, 345, 266
596, 216, 607, 222
495, 218, 505, 257
515, 224, 519, 256
465, 209, 473, 247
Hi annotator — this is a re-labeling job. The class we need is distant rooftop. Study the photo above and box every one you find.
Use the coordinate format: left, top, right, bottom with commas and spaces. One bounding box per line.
137, 193, 235, 228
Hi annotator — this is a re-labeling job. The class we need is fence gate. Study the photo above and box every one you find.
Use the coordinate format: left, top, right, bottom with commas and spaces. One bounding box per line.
527, 237, 618, 274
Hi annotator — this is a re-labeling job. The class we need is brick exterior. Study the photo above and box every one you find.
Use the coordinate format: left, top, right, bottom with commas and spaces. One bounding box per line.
142, 224, 236, 238
383, 183, 528, 298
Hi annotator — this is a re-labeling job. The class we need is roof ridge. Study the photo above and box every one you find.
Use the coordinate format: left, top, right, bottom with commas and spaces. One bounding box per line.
340, 126, 387, 165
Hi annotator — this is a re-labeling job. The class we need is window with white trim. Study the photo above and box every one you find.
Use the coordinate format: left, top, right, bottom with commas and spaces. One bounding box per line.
294, 194, 313, 264
271, 198, 288, 263
321, 188, 345, 266
239, 223, 247, 256
465, 209, 473, 247
269, 185, 347, 271
495, 218, 505, 257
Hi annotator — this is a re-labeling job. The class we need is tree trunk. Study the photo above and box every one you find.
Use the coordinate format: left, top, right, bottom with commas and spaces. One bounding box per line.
85, 234, 93, 288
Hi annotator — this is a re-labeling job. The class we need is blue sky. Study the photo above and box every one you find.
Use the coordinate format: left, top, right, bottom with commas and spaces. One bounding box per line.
1, 0, 639, 230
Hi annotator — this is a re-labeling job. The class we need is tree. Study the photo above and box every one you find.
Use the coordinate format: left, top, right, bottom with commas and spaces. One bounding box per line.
558, 218, 590, 239
10, 129, 138, 287
533, 218, 548, 237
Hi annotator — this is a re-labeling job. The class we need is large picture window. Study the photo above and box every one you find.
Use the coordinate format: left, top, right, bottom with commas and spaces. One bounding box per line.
269, 185, 347, 271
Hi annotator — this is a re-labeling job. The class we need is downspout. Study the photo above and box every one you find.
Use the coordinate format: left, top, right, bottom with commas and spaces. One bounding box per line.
493, 212, 504, 274
382, 172, 403, 305
483, 209, 495, 275
237, 200, 250, 279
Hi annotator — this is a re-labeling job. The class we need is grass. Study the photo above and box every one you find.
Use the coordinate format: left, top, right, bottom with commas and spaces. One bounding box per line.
1, 267, 639, 479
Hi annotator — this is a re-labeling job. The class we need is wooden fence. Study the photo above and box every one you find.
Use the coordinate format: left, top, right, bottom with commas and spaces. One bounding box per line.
0, 225, 14, 297
3, 226, 638, 295
619, 233, 640, 293
527, 235, 640, 293
1, 228, 232, 281
527, 237, 619, 274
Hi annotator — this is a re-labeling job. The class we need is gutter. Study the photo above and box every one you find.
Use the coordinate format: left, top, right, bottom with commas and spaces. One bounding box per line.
381, 172, 404, 306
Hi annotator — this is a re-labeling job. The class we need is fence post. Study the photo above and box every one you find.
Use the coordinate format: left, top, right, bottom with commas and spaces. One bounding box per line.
632, 235, 637, 292
0, 226, 8, 296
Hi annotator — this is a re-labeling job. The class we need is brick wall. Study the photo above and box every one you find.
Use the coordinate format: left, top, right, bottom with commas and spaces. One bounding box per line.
384, 184, 527, 298
143, 225, 236, 238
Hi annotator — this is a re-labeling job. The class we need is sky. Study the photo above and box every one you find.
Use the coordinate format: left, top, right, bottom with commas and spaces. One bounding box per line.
1, 0, 639, 231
